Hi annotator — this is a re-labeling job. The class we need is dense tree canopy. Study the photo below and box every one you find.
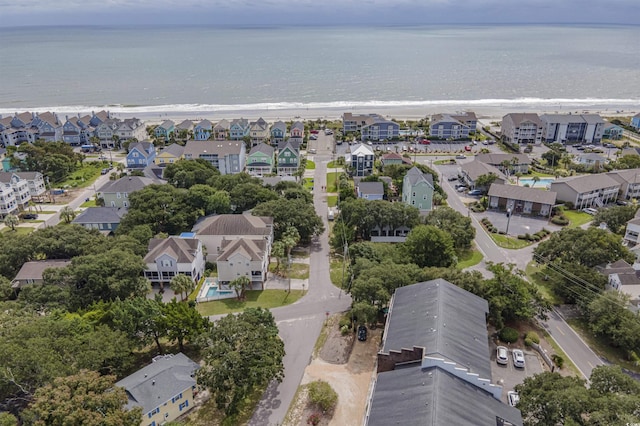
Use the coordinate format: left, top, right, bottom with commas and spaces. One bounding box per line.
252, 198, 324, 243
424, 206, 475, 250
402, 225, 456, 268
163, 159, 220, 188
614, 154, 640, 170
543, 260, 607, 306
16, 141, 83, 183
591, 204, 639, 235
338, 198, 420, 241
586, 291, 640, 356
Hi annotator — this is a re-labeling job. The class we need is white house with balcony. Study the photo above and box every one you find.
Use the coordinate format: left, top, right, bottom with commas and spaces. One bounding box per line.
0, 182, 18, 218
0, 172, 31, 209
14, 172, 46, 198
143, 236, 205, 288
216, 237, 270, 289
601, 259, 640, 313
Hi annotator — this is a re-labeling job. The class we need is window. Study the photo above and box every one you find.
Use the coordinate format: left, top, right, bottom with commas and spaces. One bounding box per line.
161, 259, 172, 267
179, 400, 189, 411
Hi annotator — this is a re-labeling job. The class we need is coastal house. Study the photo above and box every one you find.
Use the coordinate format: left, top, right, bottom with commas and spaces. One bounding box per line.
115, 118, 147, 142
357, 181, 384, 200
459, 161, 507, 190
97, 176, 158, 208
89, 110, 111, 127
143, 236, 205, 286
429, 112, 477, 139
95, 119, 120, 147
216, 237, 270, 289
501, 113, 544, 145
364, 279, 522, 426
549, 174, 620, 209
33, 111, 64, 142
276, 141, 300, 176
475, 153, 531, 175
289, 121, 304, 143
249, 117, 269, 144
230, 118, 250, 140
0, 172, 31, 209
607, 168, 640, 201
194, 120, 213, 140
346, 143, 375, 177
632, 113, 640, 131
10, 260, 72, 289
540, 114, 605, 144
603, 122, 624, 140
402, 167, 434, 213
247, 143, 275, 176
270, 121, 287, 144
487, 183, 557, 216
13, 171, 46, 198
342, 113, 399, 141
192, 214, 273, 262
154, 120, 175, 140
0, 112, 37, 147
62, 115, 93, 145
380, 152, 411, 168
127, 141, 157, 169
623, 210, 640, 246
175, 119, 194, 134
576, 153, 606, 169
155, 143, 185, 167
600, 259, 640, 312
213, 119, 230, 140
0, 182, 18, 218
72, 206, 127, 234
116, 353, 200, 425
183, 140, 246, 175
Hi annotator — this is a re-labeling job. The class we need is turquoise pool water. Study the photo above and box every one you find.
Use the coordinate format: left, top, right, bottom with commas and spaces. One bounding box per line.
519, 178, 555, 187
206, 286, 234, 298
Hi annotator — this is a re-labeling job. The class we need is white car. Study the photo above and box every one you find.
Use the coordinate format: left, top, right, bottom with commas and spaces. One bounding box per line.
582, 207, 598, 215
512, 349, 525, 368
496, 346, 509, 365
508, 391, 520, 407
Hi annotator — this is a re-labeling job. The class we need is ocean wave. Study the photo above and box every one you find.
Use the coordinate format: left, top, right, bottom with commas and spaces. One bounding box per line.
1, 98, 639, 116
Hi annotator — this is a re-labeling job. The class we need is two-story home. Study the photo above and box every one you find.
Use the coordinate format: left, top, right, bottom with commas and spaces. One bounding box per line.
247, 143, 275, 176
116, 118, 147, 142
213, 119, 230, 140
143, 236, 205, 287
14, 171, 46, 199
0, 112, 38, 147
217, 237, 270, 289
95, 119, 120, 148
549, 174, 620, 209
607, 168, 640, 201
345, 143, 375, 177
488, 183, 557, 216
0, 181, 18, 218
0, 172, 31, 209
624, 209, 640, 247
600, 259, 640, 312
33, 111, 64, 142
402, 167, 434, 213
127, 141, 157, 169
62, 115, 89, 146
192, 214, 273, 261
116, 353, 200, 425
631, 113, 640, 131
357, 181, 385, 200
154, 120, 175, 140
230, 118, 250, 140
603, 122, 624, 140
249, 117, 269, 145
270, 121, 287, 144
475, 153, 531, 175
276, 141, 300, 176
289, 121, 304, 143
501, 113, 543, 145
175, 119, 194, 135
97, 176, 158, 208
429, 112, 477, 139
576, 153, 606, 169
361, 116, 400, 141
183, 140, 246, 175
194, 120, 213, 141
155, 143, 185, 167
459, 161, 507, 190
10, 260, 72, 290
71, 207, 127, 234
540, 114, 605, 144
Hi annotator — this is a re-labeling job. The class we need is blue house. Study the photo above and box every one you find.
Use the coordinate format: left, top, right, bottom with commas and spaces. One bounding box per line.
632, 113, 640, 131
429, 112, 477, 139
361, 117, 400, 141
603, 123, 624, 140
230, 118, 250, 140
194, 120, 213, 140
71, 207, 127, 234
270, 121, 287, 144
127, 141, 157, 168
345, 143, 375, 177
154, 120, 175, 140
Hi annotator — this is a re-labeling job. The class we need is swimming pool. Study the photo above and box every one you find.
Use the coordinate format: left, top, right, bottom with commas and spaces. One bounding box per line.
206, 285, 234, 298
519, 178, 555, 187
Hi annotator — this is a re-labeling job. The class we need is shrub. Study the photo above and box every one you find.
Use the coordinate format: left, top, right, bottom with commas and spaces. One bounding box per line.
551, 354, 564, 369
499, 327, 519, 343
525, 331, 540, 344
340, 324, 350, 336
307, 413, 321, 426
551, 216, 569, 226
498, 231, 506, 235
338, 315, 351, 329
517, 234, 527, 240
524, 338, 533, 347
308, 380, 338, 412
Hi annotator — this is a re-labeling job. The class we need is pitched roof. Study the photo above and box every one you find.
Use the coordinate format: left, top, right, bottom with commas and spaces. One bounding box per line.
549, 173, 620, 194
349, 143, 375, 156
116, 353, 199, 414
502, 113, 543, 127
36, 111, 60, 126
213, 119, 230, 130
176, 119, 194, 130
218, 238, 266, 261
193, 214, 273, 236
278, 139, 300, 151
475, 153, 531, 165
249, 143, 275, 157
158, 120, 175, 130
382, 279, 491, 378
577, 153, 606, 163
250, 117, 268, 131
271, 121, 287, 133
159, 143, 185, 157
405, 166, 434, 187
72, 207, 127, 224
540, 113, 605, 125
195, 119, 212, 130
606, 168, 640, 185
144, 237, 201, 264
183, 140, 245, 158
358, 181, 384, 195
128, 142, 154, 157
291, 121, 304, 131
488, 183, 557, 205
12, 260, 71, 287
460, 160, 507, 182
98, 176, 158, 194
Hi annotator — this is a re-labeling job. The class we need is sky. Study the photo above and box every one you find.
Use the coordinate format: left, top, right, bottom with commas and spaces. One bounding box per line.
0, 0, 638, 27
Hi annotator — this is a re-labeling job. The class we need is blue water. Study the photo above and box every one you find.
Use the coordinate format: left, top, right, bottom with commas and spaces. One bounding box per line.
1, 25, 639, 114
519, 178, 555, 187
206, 285, 234, 298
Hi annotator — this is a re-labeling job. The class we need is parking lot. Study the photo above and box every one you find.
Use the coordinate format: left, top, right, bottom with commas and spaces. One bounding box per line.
474, 209, 563, 236
490, 345, 544, 404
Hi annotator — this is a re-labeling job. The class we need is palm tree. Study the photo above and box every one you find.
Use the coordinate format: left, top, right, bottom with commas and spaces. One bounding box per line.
59, 206, 76, 224
531, 176, 540, 188
229, 275, 250, 300
170, 274, 195, 301
3, 214, 19, 231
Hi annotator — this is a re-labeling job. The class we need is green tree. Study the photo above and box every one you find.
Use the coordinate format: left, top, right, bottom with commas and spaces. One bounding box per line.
423, 206, 475, 250
615, 154, 640, 170
229, 183, 279, 212
229, 275, 251, 300
21, 370, 142, 426
474, 173, 499, 190
164, 159, 220, 188
351, 301, 378, 326
252, 198, 324, 243
402, 225, 456, 268
101, 297, 167, 353
163, 298, 209, 352
592, 204, 639, 235
281, 226, 301, 258
586, 291, 640, 355
197, 308, 285, 416
271, 241, 286, 273
59, 206, 76, 224
3, 214, 19, 231
170, 274, 195, 301
0, 413, 17, 426
544, 261, 607, 306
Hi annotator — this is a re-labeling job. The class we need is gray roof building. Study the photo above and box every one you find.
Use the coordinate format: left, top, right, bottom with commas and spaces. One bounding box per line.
488, 183, 557, 206
193, 214, 273, 236
249, 142, 275, 157
550, 173, 620, 194
460, 161, 507, 186
98, 176, 158, 194
357, 181, 384, 196
72, 207, 127, 225
476, 153, 531, 166
11, 260, 72, 289
160, 143, 185, 158
404, 166, 433, 187
218, 238, 266, 262
144, 237, 201, 264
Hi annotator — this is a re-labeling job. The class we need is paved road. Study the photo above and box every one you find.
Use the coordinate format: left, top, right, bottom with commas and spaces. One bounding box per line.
250, 137, 351, 425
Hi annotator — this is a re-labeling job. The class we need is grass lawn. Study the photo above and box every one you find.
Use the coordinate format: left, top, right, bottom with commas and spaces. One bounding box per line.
563, 210, 593, 228
1, 227, 35, 235
456, 248, 483, 269
567, 318, 640, 374
327, 195, 338, 207
305, 160, 316, 170
182, 387, 264, 426
303, 177, 314, 190
269, 262, 309, 279
57, 163, 106, 189
490, 233, 532, 249
524, 261, 563, 305
196, 290, 303, 316
329, 258, 348, 289
326, 172, 339, 192
33, 210, 57, 214
80, 199, 97, 207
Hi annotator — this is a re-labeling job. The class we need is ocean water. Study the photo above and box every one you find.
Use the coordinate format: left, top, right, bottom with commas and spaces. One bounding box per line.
0, 24, 639, 114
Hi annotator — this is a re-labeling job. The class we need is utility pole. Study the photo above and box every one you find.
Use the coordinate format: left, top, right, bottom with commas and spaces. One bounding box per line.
505, 208, 512, 235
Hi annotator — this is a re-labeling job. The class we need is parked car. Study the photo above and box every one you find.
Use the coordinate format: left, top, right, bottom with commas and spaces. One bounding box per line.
512, 349, 525, 368
20, 213, 38, 220
455, 154, 466, 159
582, 207, 598, 215
448, 176, 459, 181
496, 346, 509, 365
357, 325, 367, 342
456, 186, 468, 193
419, 139, 431, 145
507, 391, 520, 407
308, 148, 317, 154
468, 189, 483, 196
100, 168, 109, 175
310, 135, 318, 140
310, 130, 319, 134
464, 145, 472, 152
616, 200, 628, 206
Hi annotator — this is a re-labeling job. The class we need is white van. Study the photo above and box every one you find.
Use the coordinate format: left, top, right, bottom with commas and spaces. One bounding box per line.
328, 210, 335, 221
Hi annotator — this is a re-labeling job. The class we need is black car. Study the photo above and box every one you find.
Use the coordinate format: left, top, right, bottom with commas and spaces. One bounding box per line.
447, 176, 459, 181
357, 325, 367, 342
616, 200, 628, 206
21, 213, 38, 220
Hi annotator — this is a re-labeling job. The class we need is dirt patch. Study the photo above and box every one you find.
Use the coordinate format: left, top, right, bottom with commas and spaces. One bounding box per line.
318, 315, 354, 364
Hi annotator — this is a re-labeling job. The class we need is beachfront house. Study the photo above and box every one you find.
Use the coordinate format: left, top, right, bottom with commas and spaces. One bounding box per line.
183, 140, 246, 175
97, 176, 159, 208
540, 114, 605, 144
194, 120, 213, 140
603, 122, 624, 140
277, 141, 300, 176
475, 153, 531, 175
95, 119, 120, 148
89, 110, 111, 127
289, 121, 304, 143
270, 121, 287, 144
501, 113, 544, 145
346, 143, 375, 177
0, 112, 39, 146
116, 353, 200, 425
606, 168, 640, 201
115, 118, 147, 143
216, 237, 270, 289
175, 119, 194, 134
429, 112, 477, 139
155, 143, 185, 167
487, 183, 557, 216
143, 236, 205, 287
213, 119, 230, 140
126, 141, 157, 169
249, 117, 269, 144
154, 120, 175, 140
247, 143, 275, 176
342, 113, 399, 141
402, 167, 434, 213
0, 172, 31, 210
62, 114, 93, 145
33, 112, 64, 142
230, 118, 250, 140
549, 174, 620, 209
630, 113, 640, 131
10, 260, 72, 290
